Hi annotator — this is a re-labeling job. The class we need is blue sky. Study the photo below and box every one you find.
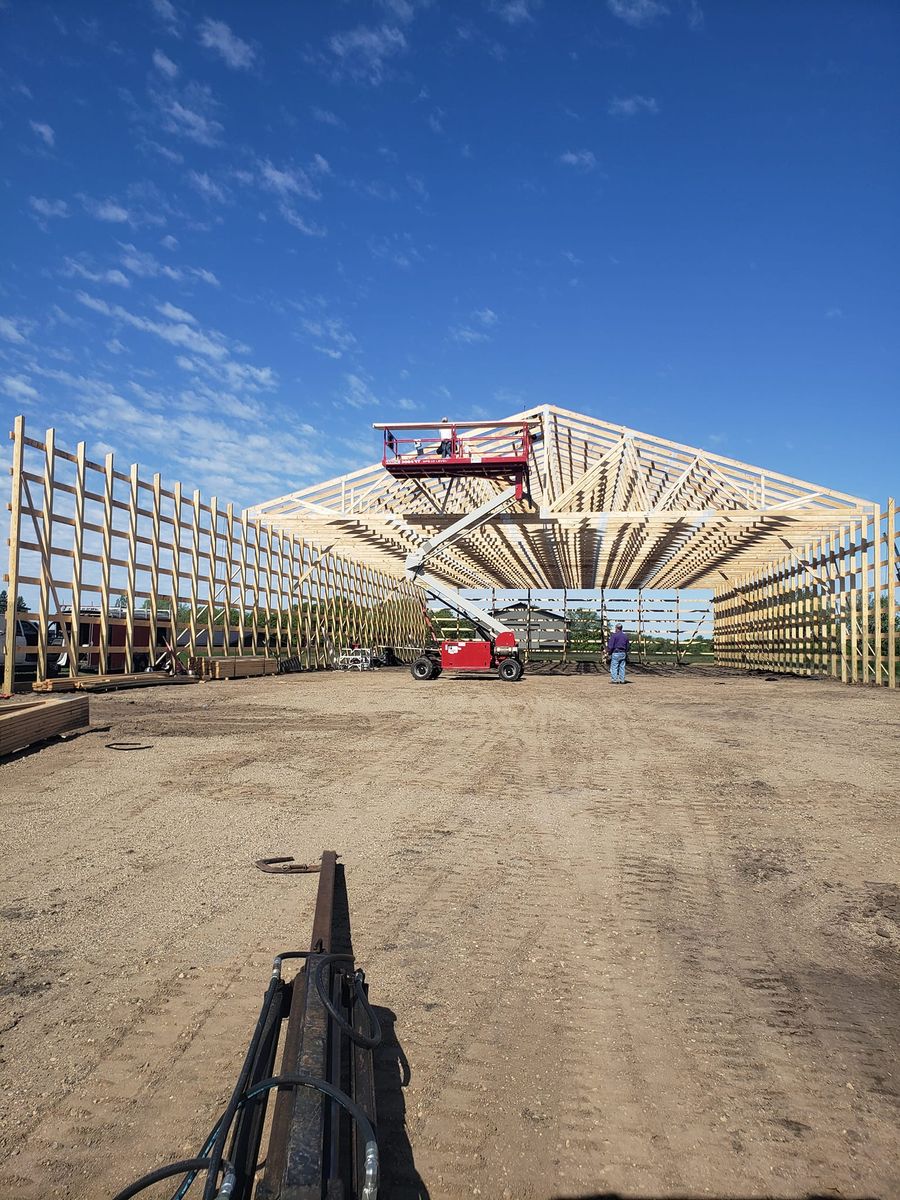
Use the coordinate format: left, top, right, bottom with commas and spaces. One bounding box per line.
1, 0, 897, 512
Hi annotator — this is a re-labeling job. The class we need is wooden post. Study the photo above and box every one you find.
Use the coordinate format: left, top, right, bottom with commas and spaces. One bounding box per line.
873, 506, 883, 685
69, 441, 86, 679
147, 474, 162, 668
36, 428, 55, 683
888, 498, 896, 688
860, 512, 870, 683
3, 416, 25, 696
98, 452, 115, 676
124, 463, 139, 674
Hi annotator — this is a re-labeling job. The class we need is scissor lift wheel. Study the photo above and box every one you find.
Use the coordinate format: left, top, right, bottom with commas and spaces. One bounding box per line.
411, 655, 437, 680
498, 658, 523, 682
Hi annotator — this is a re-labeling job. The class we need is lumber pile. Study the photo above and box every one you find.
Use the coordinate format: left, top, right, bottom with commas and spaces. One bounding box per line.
190, 656, 279, 680
1, 695, 91, 757
32, 672, 198, 694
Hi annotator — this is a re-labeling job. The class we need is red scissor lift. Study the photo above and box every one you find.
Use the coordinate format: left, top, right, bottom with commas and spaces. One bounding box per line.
374, 420, 534, 682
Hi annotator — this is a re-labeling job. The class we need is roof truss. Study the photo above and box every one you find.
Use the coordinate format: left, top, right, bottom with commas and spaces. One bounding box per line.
246, 405, 875, 590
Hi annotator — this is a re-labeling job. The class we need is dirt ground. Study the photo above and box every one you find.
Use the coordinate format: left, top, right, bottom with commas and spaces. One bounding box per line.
1, 665, 898, 1200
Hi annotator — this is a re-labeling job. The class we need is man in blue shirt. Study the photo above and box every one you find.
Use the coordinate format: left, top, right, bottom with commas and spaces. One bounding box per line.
607, 624, 629, 684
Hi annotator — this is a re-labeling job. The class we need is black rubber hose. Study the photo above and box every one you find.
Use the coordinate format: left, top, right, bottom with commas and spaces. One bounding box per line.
200, 969, 285, 1200
111, 1157, 232, 1200
314, 954, 382, 1049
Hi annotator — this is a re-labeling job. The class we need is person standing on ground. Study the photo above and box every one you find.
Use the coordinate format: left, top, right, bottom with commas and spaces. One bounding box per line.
607, 623, 629, 684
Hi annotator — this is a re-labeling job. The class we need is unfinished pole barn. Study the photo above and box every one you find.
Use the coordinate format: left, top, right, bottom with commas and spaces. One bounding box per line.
3, 406, 897, 692
248, 405, 897, 687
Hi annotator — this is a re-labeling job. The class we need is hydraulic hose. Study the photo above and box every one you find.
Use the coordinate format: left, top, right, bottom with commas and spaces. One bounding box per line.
111, 1157, 234, 1200
313, 953, 383, 1049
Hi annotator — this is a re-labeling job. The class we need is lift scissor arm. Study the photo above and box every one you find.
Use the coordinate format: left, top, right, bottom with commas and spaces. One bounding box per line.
404, 484, 518, 640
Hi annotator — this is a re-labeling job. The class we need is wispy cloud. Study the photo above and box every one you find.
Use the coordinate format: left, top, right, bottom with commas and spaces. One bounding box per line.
312, 106, 345, 128
157, 301, 196, 323
258, 158, 324, 201
0, 316, 30, 345
80, 195, 131, 223
62, 258, 131, 287
29, 120, 55, 148
149, 0, 180, 35
342, 371, 380, 408
450, 308, 498, 344
152, 48, 178, 78
29, 196, 69, 221
188, 170, 228, 203
490, 0, 542, 25
2, 374, 39, 402
279, 207, 327, 238
300, 316, 357, 360
368, 231, 422, 269
328, 25, 407, 85
559, 149, 597, 171
197, 18, 256, 70
151, 80, 224, 146
608, 93, 659, 116
118, 242, 219, 286
825, 306, 843, 319
607, 0, 669, 27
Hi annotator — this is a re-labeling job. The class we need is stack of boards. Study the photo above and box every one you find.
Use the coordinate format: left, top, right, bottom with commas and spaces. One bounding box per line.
1, 695, 90, 758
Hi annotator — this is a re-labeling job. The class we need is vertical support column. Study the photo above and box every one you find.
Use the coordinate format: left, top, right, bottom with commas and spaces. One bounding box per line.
849, 520, 859, 684
189, 489, 201, 660
206, 496, 218, 657
148, 474, 162, 668
170, 481, 184, 665
873, 507, 883, 685
124, 462, 139, 674
69, 440, 86, 679
3, 416, 25, 696
860, 512, 870, 683
98, 452, 115, 677
225, 503, 236, 656
36, 428, 55, 683
888, 498, 896, 688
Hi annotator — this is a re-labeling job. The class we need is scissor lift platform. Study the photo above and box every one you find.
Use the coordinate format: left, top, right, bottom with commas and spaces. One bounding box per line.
376, 419, 533, 486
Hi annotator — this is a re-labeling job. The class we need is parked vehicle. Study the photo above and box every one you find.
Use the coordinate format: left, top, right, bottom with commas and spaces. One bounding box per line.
0, 613, 65, 678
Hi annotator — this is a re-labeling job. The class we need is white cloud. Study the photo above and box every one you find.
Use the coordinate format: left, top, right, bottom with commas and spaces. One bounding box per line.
152, 48, 178, 77
607, 0, 669, 27
279, 206, 327, 237
312, 106, 345, 128
188, 170, 228, 203
29, 196, 69, 220
328, 25, 407, 85
197, 18, 255, 69
2, 375, 39, 402
474, 308, 498, 327
608, 94, 659, 116
157, 301, 197, 324
342, 372, 379, 408
300, 316, 357, 360
81, 195, 131, 223
118, 242, 218, 286
152, 81, 223, 146
160, 233, 178, 250
427, 109, 444, 134
559, 149, 597, 170
0, 316, 29, 345
150, 0, 179, 32
825, 307, 844, 319
76, 290, 229, 360
62, 258, 131, 287
490, 0, 541, 25
259, 158, 322, 201
29, 120, 55, 147
687, 0, 704, 30
451, 309, 499, 345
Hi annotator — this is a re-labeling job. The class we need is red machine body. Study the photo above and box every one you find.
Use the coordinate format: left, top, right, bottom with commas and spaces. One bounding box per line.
437, 630, 519, 675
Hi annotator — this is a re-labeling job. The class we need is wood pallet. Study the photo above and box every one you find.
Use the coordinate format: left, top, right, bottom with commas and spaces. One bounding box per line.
32, 672, 199, 694
1, 695, 91, 757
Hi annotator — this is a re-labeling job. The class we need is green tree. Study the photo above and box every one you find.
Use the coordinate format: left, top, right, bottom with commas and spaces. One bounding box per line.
0, 590, 28, 613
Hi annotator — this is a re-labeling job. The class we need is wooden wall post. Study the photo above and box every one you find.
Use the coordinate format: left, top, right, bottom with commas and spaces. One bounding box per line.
2, 416, 25, 696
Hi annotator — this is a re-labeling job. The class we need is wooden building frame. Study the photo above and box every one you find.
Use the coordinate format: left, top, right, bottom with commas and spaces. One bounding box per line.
3, 417, 429, 693
4, 409, 897, 689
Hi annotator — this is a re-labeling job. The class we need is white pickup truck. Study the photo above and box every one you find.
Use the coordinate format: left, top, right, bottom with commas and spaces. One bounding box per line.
0, 613, 64, 678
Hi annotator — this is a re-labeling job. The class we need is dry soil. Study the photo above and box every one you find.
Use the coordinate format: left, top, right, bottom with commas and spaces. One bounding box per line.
0, 665, 898, 1200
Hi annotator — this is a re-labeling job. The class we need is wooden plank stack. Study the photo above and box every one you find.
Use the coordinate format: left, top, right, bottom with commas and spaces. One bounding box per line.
190, 656, 279, 680
1, 695, 90, 757
32, 672, 199, 694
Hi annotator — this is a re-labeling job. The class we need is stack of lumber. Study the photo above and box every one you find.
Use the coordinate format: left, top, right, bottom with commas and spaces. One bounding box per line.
208, 656, 278, 680
1, 695, 90, 757
32, 673, 198, 694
